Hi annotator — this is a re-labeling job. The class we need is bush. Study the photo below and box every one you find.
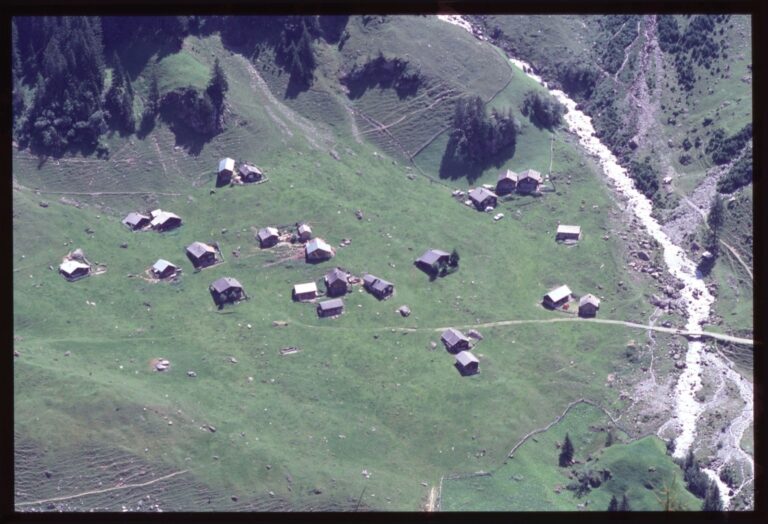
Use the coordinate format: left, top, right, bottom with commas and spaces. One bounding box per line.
717, 150, 752, 193
707, 125, 752, 165
628, 157, 660, 200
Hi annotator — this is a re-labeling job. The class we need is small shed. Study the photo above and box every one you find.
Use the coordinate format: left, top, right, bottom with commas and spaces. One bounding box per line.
441, 328, 470, 353
363, 274, 394, 300
517, 169, 543, 194
455, 351, 480, 375
293, 282, 318, 301
324, 267, 350, 297
59, 260, 90, 281
543, 284, 572, 309
297, 223, 313, 242
238, 163, 263, 183
306, 238, 334, 262
468, 187, 498, 211
257, 227, 279, 248
415, 249, 451, 275
186, 241, 217, 268
210, 277, 245, 305
122, 212, 150, 231
578, 294, 601, 317
152, 259, 179, 279
556, 225, 581, 241
317, 297, 344, 317
150, 211, 182, 232
218, 157, 235, 185
496, 169, 519, 195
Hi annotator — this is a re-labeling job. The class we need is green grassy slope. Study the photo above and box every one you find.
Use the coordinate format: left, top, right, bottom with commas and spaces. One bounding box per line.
15, 22, 666, 511
442, 403, 701, 511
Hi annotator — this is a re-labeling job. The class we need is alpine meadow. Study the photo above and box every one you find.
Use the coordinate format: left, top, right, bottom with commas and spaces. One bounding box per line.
12, 14, 753, 512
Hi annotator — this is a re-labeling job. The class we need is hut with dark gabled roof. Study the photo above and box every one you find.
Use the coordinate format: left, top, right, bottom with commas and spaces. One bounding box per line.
517, 169, 543, 194
151, 259, 179, 279
257, 227, 279, 248
297, 223, 313, 242
306, 238, 334, 262
218, 157, 235, 186
317, 297, 344, 318
362, 274, 394, 300
210, 277, 246, 305
59, 260, 91, 281
186, 241, 217, 268
441, 328, 470, 353
150, 211, 182, 232
543, 284, 572, 309
455, 351, 480, 375
324, 267, 350, 297
578, 294, 600, 317
238, 163, 263, 183
415, 249, 450, 275
468, 187, 498, 211
496, 169, 519, 195
122, 212, 150, 231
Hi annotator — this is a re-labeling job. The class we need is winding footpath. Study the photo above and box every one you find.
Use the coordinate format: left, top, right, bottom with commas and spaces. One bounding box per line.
437, 15, 753, 509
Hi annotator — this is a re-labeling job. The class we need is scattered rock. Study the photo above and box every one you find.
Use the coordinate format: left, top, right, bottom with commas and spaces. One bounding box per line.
44, 470, 53, 479
39, 201, 49, 208
429, 341, 437, 349
207, 425, 217, 433
675, 361, 686, 370
398, 305, 411, 317
229, 356, 238, 364
636, 251, 650, 261
187, 371, 197, 378
355, 209, 364, 220
231, 496, 238, 502
266, 464, 272, 470
120, 242, 128, 249
329, 149, 340, 161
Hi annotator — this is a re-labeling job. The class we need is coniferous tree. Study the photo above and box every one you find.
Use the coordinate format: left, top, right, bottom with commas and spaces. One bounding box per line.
605, 431, 614, 447
559, 433, 574, 467
105, 51, 135, 132
707, 196, 724, 239
702, 482, 723, 511
607, 495, 619, 511
206, 58, 229, 131
449, 249, 460, 268
619, 493, 631, 511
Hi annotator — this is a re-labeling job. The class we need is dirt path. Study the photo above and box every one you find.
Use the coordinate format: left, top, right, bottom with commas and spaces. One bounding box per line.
15, 469, 189, 507
424, 486, 438, 512
719, 239, 753, 280
284, 315, 753, 345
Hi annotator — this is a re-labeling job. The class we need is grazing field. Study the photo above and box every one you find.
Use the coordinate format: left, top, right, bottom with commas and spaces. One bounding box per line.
14, 21, 687, 511
441, 403, 701, 511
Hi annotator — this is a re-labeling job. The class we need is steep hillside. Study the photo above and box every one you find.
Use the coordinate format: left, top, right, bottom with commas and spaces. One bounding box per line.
12, 15, 747, 512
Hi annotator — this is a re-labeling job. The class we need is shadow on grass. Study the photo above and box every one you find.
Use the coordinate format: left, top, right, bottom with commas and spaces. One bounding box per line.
438, 140, 516, 183
454, 363, 479, 377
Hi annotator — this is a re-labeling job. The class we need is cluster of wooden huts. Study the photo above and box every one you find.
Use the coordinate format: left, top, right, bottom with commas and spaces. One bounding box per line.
441, 327, 480, 376
542, 284, 601, 317
122, 208, 183, 232
217, 157, 265, 186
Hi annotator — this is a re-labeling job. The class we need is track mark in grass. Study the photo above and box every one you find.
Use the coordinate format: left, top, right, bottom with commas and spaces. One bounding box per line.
15, 469, 190, 507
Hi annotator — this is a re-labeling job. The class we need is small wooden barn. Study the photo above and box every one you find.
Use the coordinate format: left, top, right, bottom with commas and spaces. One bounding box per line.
293, 282, 318, 301
441, 328, 470, 353
257, 227, 279, 248
122, 212, 150, 231
210, 277, 246, 305
543, 284, 572, 309
324, 267, 350, 297
218, 157, 235, 185
150, 211, 182, 232
556, 224, 582, 241
469, 187, 498, 210
578, 294, 601, 317
517, 169, 543, 194
297, 223, 313, 242
151, 259, 179, 279
317, 297, 344, 317
59, 260, 91, 281
415, 249, 451, 275
306, 238, 334, 262
186, 241, 217, 268
455, 351, 480, 375
363, 274, 394, 300
238, 163, 263, 183
496, 169, 519, 195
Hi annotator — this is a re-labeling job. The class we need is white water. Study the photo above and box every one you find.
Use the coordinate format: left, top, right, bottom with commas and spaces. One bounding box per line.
438, 15, 753, 509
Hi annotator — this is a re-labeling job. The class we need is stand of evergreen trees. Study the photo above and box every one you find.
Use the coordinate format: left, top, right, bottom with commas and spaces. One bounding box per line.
520, 90, 565, 129
446, 96, 520, 164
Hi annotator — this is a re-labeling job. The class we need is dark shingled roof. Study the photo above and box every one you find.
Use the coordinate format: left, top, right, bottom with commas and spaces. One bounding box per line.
371, 278, 393, 293
441, 328, 469, 347
123, 212, 149, 227
318, 298, 344, 311
187, 242, 215, 259
325, 267, 348, 285
417, 249, 450, 267
498, 169, 519, 182
455, 351, 479, 366
211, 277, 243, 293
469, 187, 497, 203
518, 169, 543, 183
239, 164, 263, 177
257, 227, 278, 242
